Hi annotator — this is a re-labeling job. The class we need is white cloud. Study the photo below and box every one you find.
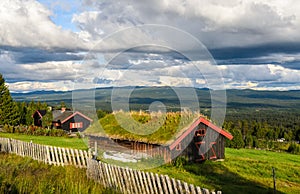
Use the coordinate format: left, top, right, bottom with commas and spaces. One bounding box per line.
0, 0, 88, 49
7, 80, 74, 92
219, 64, 300, 90
78, 0, 300, 48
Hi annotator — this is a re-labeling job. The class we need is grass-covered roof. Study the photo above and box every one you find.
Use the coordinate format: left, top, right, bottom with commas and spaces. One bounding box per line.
84, 111, 203, 144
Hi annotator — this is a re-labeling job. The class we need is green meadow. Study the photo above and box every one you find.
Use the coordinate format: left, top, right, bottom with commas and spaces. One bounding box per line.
0, 133, 299, 194
150, 148, 300, 194
0, 132, 88, 150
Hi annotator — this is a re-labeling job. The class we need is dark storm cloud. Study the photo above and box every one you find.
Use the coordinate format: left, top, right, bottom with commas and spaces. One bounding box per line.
0, 46, 86, 64
210, 42, 300, 70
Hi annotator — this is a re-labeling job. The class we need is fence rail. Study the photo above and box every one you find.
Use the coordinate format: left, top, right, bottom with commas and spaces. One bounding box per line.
0, 137, 221, 194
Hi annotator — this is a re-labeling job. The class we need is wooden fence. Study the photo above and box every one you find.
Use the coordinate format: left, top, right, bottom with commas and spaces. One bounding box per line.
86, 158, 221, 194
0, 137, 221, 194
0, 137, 91, 168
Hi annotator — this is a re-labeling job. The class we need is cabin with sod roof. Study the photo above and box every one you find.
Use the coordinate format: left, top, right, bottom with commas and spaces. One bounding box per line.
52, 107, 93, 132
85, 111, 233, 162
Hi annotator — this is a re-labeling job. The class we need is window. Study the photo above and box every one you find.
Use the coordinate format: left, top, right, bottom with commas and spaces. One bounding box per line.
195, 128, 206, 136
175, 143, 182, 151
70, 122, 83, 129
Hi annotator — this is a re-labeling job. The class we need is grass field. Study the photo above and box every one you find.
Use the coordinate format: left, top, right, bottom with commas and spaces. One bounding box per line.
1, 133, 299, 193
0, 153, 118, 194
149, 148, 300, 194
0, 132, 88, 150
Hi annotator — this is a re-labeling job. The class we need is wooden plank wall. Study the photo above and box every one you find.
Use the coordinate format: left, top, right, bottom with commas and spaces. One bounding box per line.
0, 137, 221, 194
88, 135, 172, 162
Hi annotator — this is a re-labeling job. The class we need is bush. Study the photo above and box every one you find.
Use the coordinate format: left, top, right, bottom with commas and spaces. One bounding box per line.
76, 132, 82, 139
244, 135, 253, 148
49, 129, 67, 137
3, 124, 13, 133
172, 156, 188, 168
1, 125, 67, 137
288, 143, 300, 154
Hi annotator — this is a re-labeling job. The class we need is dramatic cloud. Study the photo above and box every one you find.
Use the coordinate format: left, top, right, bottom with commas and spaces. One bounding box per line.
1, 0, 300, 92
0, 0, 87, 49
77, 0, 300, 48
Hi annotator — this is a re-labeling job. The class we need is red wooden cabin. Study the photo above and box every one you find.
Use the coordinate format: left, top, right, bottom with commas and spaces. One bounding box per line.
88, 116, 233, 162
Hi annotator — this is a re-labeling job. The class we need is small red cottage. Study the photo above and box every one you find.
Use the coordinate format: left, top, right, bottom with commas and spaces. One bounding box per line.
168, 117, 233, 161
52, 108, 93, 132
87, 112, 233, 162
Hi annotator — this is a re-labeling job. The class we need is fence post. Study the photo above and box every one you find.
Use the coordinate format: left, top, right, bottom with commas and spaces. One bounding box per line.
272, 167, 276, 194
8, 138, 12, 153
94, 141, 98, 159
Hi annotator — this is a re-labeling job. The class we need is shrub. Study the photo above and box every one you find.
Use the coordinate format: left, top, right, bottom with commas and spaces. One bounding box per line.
244, 135, 253, 148
44, 129, 51, 136
3, 124, 13, 133
172, 156, 188, 168
1, 125, 67, 138
49, 129, 67, 137
288, 143, 300, 154
76, 132, 82, 139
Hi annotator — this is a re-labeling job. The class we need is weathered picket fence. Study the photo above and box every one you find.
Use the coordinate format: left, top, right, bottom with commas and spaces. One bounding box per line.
0, 137, 221, 194
0, 137, 91, 168
86, 158, 221, 194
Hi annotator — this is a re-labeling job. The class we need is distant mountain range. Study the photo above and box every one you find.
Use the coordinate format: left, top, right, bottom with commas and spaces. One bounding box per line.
11, 87, 300, 111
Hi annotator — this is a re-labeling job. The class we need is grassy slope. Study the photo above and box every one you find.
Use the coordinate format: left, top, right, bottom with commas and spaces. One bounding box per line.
0, 153, 118, 194
0, 132, 88, 150
1, 133, 299, 193
149, 148, 300, 194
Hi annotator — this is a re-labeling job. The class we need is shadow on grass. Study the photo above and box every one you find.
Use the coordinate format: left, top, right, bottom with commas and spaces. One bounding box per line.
183, 161, 283, 194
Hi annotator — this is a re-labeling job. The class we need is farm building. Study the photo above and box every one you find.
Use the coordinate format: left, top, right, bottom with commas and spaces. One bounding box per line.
32, 110, 47, 127
52, 108, 93, 132
86, 111, 233, 162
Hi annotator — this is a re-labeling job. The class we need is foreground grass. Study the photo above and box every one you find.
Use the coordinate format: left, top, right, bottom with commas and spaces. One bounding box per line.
1, 133, 299, 193
0, 132, 88, 150
149, 148, 300, 194
0, 153, 118, 194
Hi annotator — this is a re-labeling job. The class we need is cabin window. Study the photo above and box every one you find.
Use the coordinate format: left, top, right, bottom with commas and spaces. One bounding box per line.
175, 143, 182, 151
70, 122, 83, 129
195, 128, 206, 136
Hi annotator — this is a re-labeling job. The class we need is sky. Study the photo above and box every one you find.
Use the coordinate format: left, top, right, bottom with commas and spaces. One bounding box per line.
1, 0, 300, 92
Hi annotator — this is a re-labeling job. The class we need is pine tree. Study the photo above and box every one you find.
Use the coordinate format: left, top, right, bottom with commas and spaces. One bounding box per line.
231, 128, 245, 149
41, 102, 53, 128
0, 74, 19, 125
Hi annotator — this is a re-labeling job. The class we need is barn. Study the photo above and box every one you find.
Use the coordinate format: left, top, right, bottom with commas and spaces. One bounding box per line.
52, 108, 93, 132
168, 117, 233, 161
87, 112, 233, 162
32, 110, 47, 127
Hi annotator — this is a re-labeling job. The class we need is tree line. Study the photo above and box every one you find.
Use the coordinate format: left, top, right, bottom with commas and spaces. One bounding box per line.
0, 74, 52, 128
223, 109, 300, 151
